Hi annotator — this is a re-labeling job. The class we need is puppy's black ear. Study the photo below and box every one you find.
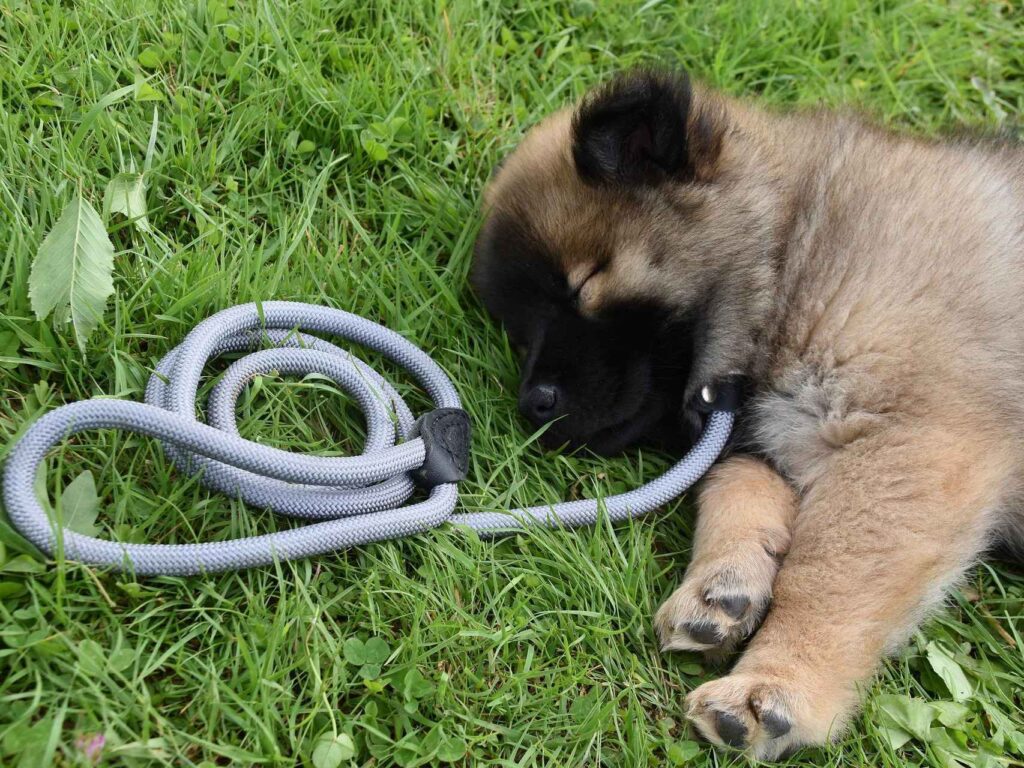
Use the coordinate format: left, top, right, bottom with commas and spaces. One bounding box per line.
572, 70, 715, 186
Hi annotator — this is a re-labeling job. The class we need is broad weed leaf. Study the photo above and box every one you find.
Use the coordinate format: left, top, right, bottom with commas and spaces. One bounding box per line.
2, 717, 55, 759
928, 727, 975, 766
402, 668, 434, 701
137, 46, 164, 69
931, 700, 970, 729
77, 638, 106, 676
985, 705, 1024, 755
109, 646, 135, 673
926, 642, 973, 702
1, 554, 46, 574
436, 735, 465, 763
0, 330, 20, 369
29, 194, 115, 350
133, 74, 164, 103
878, 726, 913, 751
667, 740, 702, 764
104, 173, 151, 231
311, 733, 354, 768
362, 637, 390, 665
875, 693, 935, 743
343, 637, 365, 665
359, 129, 388, 162
358, 663, 381, 680
60, 470, 100, 537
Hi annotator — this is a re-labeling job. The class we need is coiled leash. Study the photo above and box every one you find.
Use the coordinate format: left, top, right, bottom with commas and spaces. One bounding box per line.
3, 302, 736, 576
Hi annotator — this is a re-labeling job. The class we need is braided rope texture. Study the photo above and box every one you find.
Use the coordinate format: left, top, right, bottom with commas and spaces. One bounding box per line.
3, 302, 733, 576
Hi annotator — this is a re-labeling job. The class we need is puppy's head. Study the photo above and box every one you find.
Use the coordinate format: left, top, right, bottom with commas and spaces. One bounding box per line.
472, 70, 780, 455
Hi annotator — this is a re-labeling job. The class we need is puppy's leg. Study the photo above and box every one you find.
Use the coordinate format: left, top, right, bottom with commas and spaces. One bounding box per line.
685, 427, 1011, 759
656, 455, 798, 654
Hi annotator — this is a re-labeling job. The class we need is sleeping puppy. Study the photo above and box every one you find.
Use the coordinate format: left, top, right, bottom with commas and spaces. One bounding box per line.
471, 69, 1024, 758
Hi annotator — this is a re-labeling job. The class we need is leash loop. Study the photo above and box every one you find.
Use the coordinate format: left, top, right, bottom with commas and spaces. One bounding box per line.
3, 302, 733, 576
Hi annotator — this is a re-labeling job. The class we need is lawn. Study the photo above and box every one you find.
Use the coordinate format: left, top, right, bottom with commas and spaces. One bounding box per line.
1, 0, 1023, 765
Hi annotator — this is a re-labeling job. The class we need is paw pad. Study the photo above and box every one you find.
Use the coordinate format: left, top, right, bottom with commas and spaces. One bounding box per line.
713, 710, 748, 748
686, 677, 801, 759
709, 593, 750, 620
682, 620, 724, 646
759, 708, 792, 738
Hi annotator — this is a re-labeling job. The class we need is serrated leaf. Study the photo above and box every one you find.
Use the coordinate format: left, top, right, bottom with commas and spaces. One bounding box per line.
29, 194, 115, 350
59, 470, 100, 536
311, 733, 354, 768
926, 642, 973, 702
104, 173, 151, 232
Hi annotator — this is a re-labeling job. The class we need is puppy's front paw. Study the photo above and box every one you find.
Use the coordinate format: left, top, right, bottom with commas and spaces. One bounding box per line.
685, 666, 853, 760
685, 673, 801, 760
655, 539, 780, 654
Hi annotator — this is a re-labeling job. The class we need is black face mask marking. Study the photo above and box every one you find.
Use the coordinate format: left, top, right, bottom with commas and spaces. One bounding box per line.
472, 212, 701, 456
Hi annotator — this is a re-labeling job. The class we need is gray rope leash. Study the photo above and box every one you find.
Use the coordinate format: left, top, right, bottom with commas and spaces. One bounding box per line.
2, 302, 734, 576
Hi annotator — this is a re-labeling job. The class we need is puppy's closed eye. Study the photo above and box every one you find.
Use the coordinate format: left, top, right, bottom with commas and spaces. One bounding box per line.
570, 262, 609, 314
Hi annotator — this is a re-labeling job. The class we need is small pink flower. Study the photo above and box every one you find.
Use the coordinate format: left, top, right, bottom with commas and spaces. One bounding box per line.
74, 733, 105, 764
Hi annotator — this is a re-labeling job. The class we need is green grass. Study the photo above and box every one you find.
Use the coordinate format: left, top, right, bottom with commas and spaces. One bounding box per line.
1, 0, 1023, 765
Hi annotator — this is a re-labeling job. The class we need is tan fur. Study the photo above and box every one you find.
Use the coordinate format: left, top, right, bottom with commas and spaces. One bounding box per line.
655, 456, 797, 656
481, 76, 1024, 758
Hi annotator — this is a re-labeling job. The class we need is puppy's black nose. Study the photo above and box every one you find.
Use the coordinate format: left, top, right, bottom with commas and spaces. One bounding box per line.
521, 383, 561, 423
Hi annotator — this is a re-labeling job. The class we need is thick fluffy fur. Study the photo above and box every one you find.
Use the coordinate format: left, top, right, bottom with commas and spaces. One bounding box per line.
472, 70, 1024, 758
